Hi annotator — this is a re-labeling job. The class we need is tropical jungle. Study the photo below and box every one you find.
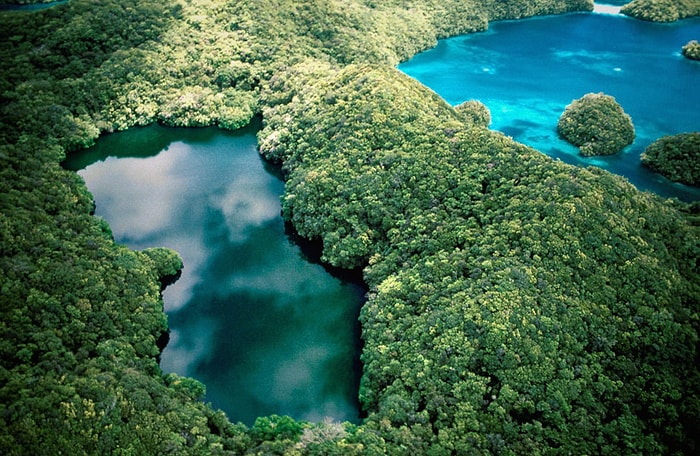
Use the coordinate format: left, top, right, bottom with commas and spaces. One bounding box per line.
1, 0, 699, 454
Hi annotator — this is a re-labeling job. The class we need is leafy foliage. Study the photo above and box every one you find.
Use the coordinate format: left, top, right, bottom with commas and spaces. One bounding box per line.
455, 99, 492, 128
557, 92, 636, 156
682, 39, 700, 60
259, 63, 700, 454
641, 132, 700, 186
621, 0, 700, 21
1, 0, 698, 454
0, 139, 252, 454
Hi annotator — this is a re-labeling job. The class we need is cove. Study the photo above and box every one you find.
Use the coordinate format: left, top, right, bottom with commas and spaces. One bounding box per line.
63, 122, 365, 426
399, 9, 700, 202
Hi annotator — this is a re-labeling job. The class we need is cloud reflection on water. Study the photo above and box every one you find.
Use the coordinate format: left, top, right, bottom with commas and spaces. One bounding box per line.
74, 124, 364, 425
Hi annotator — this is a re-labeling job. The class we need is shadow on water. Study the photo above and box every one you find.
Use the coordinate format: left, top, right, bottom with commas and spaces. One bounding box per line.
283, 221, 368, 418
283, 222, 366, 286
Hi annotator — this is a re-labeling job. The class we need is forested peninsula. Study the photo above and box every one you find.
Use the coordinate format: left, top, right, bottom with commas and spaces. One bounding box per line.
1, 0, 699, 454
621, 0, 700, 22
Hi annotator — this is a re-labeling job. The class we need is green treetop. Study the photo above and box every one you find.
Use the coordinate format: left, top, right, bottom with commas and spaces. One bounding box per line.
557, 92, 635, 157
682, 40, 700, 60
641, 132, 700, 186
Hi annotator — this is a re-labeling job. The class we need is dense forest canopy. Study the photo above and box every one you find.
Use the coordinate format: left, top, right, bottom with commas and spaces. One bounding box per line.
557, 92, 635, 157
682, 39, 700, 59
641, 132, 700, 186
1, 0, 699, 454
621, 0, 700, 22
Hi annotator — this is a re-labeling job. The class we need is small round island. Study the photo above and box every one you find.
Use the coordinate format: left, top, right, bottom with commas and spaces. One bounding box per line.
557, 92, 635, 157
682, 40, 700, 61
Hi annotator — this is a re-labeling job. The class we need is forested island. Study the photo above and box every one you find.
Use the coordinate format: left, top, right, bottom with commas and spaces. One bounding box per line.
1, 0, 699, 454
641, 133, 700, 186
557, 92, 635, 156
621, 0, 700, 22
682, 39, 700, 59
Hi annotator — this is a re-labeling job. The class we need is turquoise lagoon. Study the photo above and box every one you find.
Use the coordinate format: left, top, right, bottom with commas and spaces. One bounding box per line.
399, 9, 700, 201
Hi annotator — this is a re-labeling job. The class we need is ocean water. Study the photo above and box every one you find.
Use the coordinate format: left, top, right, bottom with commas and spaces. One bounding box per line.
399, 10, 700, 201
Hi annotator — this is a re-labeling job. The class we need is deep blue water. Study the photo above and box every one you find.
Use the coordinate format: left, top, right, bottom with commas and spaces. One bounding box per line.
399, 9, 700, 201
63, 124, 365, 425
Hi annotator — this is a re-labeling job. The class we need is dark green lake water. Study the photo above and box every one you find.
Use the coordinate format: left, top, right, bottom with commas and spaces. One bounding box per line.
63, 122, 365, 425
399, 8, 700, 201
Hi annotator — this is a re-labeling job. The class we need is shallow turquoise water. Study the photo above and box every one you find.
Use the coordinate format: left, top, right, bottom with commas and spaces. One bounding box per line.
399, 11, 700, 201
64, 123, 365, 425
